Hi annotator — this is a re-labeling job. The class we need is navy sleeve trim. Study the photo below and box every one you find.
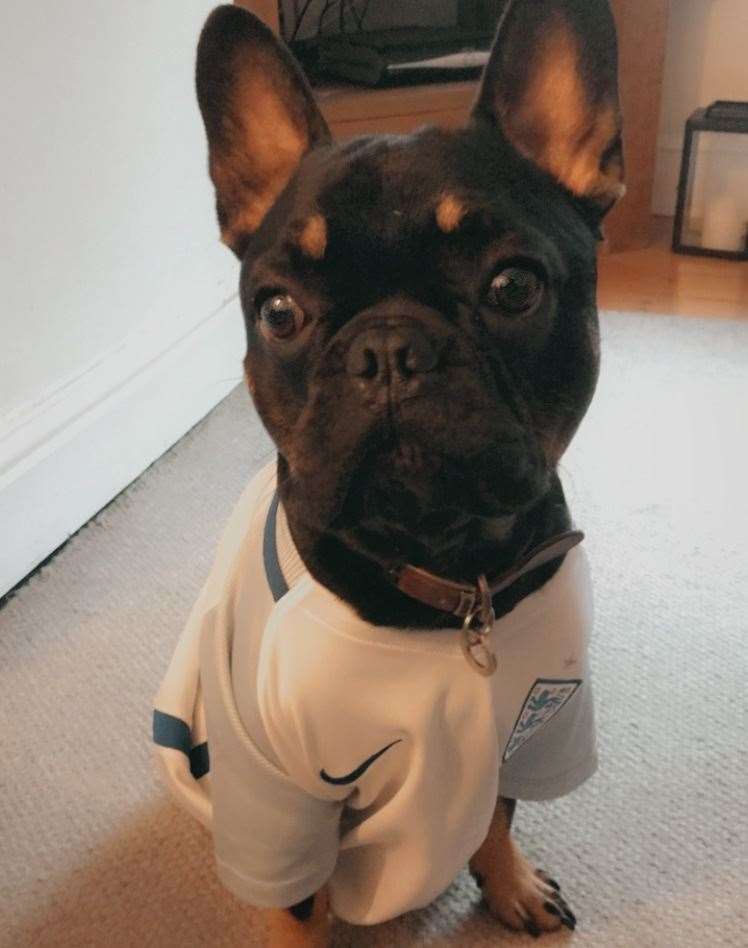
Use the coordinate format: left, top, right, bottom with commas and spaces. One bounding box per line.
153, 709, 210, 779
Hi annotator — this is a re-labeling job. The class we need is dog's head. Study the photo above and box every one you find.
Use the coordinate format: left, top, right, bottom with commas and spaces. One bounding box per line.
196, 1, 622, 619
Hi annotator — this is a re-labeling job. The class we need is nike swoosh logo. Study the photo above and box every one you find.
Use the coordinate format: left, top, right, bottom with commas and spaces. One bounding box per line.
320, 739, 402, 786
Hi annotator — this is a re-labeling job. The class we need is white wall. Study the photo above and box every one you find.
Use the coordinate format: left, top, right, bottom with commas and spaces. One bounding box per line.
0, 2, 246, 595
653, 0, 748, 217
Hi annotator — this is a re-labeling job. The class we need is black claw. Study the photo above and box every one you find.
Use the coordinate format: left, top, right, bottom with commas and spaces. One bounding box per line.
288, 894, 315, 922
561, 916, 576, 932
537, 870, 561, 892
524, 919, 542, 939
551, 892, 571, 914
544, 900, 561, 917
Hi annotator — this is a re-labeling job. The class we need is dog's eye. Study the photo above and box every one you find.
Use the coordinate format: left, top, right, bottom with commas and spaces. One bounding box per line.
485, 267, 544, 316
256, 293, 305, 340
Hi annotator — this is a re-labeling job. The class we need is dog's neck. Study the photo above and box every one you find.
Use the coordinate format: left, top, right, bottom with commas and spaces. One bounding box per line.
280, 461, 573, 629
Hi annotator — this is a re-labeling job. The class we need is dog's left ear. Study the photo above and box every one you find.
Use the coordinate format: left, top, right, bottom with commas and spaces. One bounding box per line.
472, 0, 624, 216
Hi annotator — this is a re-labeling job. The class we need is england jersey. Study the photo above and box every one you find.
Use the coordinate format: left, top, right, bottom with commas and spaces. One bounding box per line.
153, 461, 597, 925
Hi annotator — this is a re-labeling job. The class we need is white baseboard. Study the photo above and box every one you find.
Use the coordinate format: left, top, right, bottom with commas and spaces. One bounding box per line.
0, 285, 246, 598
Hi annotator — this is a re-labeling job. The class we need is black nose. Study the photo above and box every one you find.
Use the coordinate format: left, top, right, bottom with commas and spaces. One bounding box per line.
345, 324, 438, 385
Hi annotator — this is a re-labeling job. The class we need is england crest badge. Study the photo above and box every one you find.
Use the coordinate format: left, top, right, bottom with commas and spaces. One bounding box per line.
503, 679, 582, 761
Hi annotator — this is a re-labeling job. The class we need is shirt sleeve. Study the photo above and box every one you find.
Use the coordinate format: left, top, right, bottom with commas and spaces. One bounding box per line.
498, 676, 598, 801
199, 605, 343, 909
499, 545, 598, 801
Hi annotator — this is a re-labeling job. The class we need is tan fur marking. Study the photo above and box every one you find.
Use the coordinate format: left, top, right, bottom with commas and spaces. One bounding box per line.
436, 194, 466, 233
297, 214, 327, 259
220, 192, 276, 251
501, 18, 622, 203
243, 360, 256, 396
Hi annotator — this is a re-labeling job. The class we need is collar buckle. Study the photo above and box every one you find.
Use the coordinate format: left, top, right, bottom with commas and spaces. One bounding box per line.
454, 587, 477, 619
460, 575, 498, 677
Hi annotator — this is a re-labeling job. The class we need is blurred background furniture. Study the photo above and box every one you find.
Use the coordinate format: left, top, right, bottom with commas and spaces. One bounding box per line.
672, 101, 748, 260
237, 0, 670, 252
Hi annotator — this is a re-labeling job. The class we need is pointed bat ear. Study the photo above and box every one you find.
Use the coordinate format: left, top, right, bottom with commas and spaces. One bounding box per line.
196, 5, 331, 257
472, 0, 624, 216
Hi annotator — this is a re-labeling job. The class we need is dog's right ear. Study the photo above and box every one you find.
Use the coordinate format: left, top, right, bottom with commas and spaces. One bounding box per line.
196, 6, 331, 257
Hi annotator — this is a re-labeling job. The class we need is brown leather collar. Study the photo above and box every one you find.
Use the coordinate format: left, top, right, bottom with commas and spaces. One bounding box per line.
393, 530, 585, 619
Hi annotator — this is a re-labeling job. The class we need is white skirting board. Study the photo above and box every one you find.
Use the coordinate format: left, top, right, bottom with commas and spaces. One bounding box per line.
0, 292, 246, 598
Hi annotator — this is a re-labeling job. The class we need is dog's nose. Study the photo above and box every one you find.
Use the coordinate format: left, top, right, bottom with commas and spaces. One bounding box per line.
345, 325, 438, 385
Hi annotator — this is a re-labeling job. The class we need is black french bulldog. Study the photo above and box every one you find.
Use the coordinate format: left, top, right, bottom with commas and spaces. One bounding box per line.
195, 0, 623, 942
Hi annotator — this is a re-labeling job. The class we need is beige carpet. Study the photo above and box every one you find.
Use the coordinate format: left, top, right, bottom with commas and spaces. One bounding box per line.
2, 311, 747, 948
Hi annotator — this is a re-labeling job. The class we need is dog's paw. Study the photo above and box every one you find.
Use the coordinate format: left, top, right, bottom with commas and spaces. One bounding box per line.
471, 844, 576, 937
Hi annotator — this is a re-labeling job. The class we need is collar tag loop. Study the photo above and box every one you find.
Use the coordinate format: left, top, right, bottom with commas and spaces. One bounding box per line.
460, 575, 498, 677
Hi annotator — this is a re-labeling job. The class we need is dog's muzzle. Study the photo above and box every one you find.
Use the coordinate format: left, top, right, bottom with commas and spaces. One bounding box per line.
344, 320, 440, 404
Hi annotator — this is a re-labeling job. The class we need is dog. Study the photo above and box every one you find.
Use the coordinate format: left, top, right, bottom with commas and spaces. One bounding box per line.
154, 1, 623, 944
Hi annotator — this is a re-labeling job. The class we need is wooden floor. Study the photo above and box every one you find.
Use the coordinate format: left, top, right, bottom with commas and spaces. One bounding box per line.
597, 218, 748, 320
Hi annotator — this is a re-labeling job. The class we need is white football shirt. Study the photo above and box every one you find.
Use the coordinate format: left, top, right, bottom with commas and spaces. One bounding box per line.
154, 460, 597, 925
